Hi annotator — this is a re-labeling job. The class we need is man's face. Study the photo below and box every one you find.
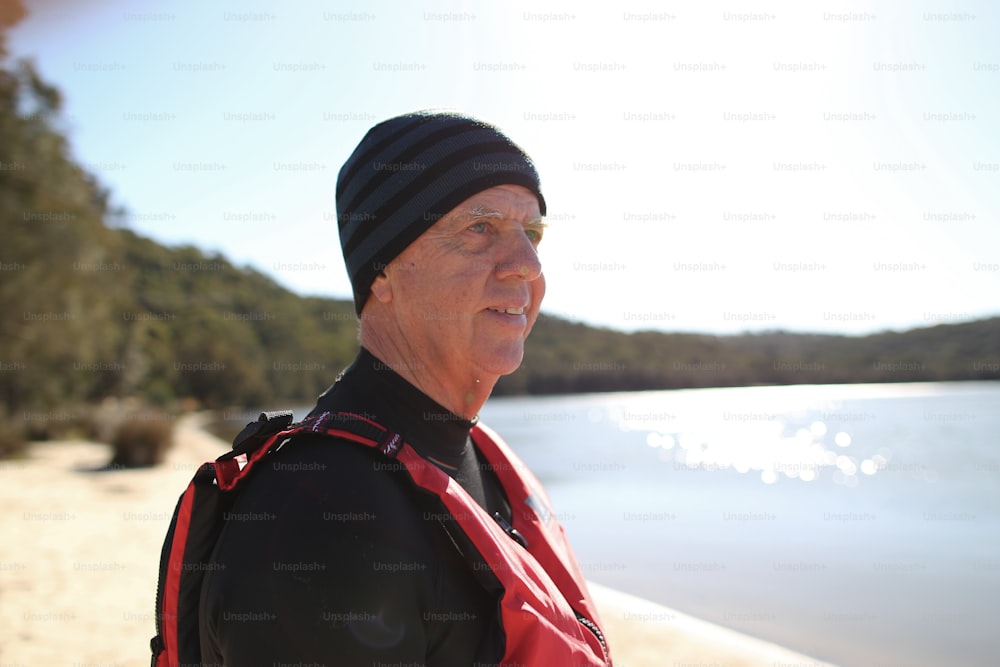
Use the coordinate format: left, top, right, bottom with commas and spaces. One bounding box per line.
374, 184, 546, 384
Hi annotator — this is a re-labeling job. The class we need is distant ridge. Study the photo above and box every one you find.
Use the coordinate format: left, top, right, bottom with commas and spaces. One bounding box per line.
498, 314, 1000, 395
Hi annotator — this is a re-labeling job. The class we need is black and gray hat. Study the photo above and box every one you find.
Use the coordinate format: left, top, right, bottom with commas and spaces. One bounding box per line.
336, 111, 546, 314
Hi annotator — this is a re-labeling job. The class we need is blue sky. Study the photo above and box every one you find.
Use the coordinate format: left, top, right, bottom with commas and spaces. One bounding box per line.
9, 0, 999, 335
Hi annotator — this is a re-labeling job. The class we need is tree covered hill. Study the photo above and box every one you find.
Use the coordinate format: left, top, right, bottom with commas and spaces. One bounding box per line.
2, 56, 998, 422
503, 316, 1000, 396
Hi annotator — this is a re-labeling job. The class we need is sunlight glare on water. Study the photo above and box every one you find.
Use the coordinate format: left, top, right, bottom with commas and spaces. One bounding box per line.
603, 384, 903, 485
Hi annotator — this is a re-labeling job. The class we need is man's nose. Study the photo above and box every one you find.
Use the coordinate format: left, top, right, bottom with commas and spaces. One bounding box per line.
494, 231, 542, 280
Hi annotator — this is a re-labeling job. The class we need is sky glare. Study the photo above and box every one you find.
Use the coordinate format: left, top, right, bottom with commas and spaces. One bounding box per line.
9, 0, 999, 335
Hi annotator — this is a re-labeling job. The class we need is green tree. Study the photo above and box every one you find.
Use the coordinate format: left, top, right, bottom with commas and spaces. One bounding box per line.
1, 55, 129, 414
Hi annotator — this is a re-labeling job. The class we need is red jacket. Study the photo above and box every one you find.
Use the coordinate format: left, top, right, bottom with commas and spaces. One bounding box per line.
155, 409, 612, 666
411, 419, 610, 666
299, 411, 612, 666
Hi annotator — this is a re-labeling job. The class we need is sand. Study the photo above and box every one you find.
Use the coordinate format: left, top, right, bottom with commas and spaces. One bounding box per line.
0, 414, 837, 666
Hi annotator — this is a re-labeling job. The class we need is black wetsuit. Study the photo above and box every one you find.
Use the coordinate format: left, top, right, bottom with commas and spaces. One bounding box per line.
199, 348, 512, 665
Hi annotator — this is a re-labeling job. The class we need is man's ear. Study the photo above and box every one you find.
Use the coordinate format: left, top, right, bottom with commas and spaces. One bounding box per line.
369, 271, 393, 304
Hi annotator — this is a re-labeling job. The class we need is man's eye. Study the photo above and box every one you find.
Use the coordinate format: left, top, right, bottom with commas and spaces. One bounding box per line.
526, 228, 543, 243
468, 222, 488, 233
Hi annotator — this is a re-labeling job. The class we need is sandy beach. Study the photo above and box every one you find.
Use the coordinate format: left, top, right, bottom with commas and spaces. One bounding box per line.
0, 414, 836, 666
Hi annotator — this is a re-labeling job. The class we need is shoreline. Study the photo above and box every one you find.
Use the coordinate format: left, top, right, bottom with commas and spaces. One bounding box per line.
591, 583, 837, 667
0, 413, 836, 666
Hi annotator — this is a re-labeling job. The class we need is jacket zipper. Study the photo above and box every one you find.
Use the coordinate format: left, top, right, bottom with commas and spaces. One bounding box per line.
492, 513, 607, 663
576, 611, 610, 665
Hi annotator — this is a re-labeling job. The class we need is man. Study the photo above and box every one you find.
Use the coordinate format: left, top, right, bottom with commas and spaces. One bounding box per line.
199, 111, 610, 665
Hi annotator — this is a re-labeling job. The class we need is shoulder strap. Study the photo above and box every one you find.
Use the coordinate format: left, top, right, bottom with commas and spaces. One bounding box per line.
302, 410, 405, 455
214, 410, 404, 491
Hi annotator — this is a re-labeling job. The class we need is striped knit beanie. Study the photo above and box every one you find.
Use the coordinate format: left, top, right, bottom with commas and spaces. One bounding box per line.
336, 111, 546, 315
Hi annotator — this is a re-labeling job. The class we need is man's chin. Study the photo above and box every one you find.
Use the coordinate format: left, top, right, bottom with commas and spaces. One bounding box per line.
473, 347, 525, 378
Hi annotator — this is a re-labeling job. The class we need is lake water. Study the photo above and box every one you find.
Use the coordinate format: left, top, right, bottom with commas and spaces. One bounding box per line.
478, 381, 1000, 667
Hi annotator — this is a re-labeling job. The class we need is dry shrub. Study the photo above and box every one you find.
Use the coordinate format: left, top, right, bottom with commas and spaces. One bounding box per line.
22, 409, 96, 442
109, 410, 175, 468
0, 413, 27, 460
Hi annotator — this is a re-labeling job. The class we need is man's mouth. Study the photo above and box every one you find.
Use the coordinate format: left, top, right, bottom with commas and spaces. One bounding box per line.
488, 307, 526, 315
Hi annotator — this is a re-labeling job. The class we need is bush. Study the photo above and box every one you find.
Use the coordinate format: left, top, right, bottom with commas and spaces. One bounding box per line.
21, 408, 96, 442
0, 412, 27, 460
108, 411, 175, 468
